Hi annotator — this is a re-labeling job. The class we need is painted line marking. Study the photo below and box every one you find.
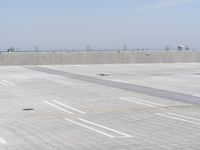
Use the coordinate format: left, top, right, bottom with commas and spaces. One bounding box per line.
109, 79, 131, 84
14, 75, 29, 79
0, 137, 7, 144
167, 113, 200, 122
1, 80, 16, 86
73, 65, 88, 67
156, 113, 200, 126
0, 81, 9, 86
120, 97, 166, 108
65, 118, 115, 138
120, 97, 155, 107
49, 79, 74, 86
157, 78, 185, 82
129, 97, 166, 107
53, 100, 86, 114
43, 101, 74, 114
78, 118, 132, 138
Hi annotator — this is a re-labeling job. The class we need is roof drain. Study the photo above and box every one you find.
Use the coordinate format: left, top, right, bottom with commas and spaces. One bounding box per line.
97, 74, 110, 76
22, 108, 34, 111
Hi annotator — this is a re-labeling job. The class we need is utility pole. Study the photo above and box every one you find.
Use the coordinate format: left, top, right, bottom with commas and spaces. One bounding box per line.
123, 45, 127, 51
86, 45, 90, 51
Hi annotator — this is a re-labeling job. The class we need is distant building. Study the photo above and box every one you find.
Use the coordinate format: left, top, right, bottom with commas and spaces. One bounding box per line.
7, 47, 15, 52
177, 45, 184, 51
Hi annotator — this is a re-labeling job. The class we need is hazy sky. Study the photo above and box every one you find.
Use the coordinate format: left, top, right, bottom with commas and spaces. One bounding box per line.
0, 0, 199, 50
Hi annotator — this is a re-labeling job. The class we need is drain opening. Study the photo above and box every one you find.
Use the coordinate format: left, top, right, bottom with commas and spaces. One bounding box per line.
97, 74, 110, 76
22, 108, 34, 111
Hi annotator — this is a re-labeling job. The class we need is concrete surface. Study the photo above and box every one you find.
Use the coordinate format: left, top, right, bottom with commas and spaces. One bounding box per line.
0, 63, 200, 150
0, 51, 200, 65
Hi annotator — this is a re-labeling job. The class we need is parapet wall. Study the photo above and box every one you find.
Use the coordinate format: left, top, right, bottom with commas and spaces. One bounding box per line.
0, 51, 200, 66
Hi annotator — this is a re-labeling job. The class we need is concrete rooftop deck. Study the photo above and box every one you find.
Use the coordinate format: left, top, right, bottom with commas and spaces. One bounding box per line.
0, 63, 200, 149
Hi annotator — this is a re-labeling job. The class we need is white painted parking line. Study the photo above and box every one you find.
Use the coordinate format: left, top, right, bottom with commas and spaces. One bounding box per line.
53, 100, 86, 114
129, 97, 166, 107
43, 101, 74, 114
120, 97, 166, 108
156, 113, 200, 126
65, 118, 115, 138
0, 81, 9, 86
157, 78, 185, 82
0, 80, 16, 87
0, 137, 7, 144
48, 79, 74, 86
1, 80, 16, 86
109, 79, 131, 84
120, 97, 155, 107
78, 118, 132, 138
13, 75, 29, 79
73, 65, 88, 68
167, 113, 200, 122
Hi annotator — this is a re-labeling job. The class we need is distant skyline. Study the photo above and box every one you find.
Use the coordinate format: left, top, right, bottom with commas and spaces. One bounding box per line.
0, 0, 199, 50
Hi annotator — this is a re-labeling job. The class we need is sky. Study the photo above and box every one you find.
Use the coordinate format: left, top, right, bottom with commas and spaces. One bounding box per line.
0, 0, 199, 50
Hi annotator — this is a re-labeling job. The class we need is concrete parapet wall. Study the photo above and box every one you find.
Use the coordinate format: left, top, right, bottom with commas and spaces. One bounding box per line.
0, 51, 200, 66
